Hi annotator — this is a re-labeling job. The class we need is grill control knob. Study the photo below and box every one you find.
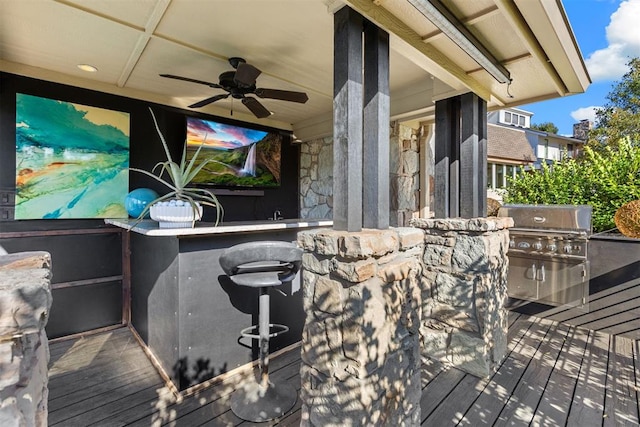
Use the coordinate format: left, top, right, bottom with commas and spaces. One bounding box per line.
563, 244, 573, 254
532, 240, 543, 251
546, 243, 557, 252
509, 239, 516, 248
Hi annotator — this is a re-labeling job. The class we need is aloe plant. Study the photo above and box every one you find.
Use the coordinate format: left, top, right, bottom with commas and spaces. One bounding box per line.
129, 108, 224, 225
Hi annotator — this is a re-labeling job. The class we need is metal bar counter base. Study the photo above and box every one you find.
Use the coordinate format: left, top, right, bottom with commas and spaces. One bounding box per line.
104, 218, 332, 392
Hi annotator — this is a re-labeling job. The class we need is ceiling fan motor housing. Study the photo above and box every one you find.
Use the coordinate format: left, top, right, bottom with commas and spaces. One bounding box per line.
219, 71, 255, 97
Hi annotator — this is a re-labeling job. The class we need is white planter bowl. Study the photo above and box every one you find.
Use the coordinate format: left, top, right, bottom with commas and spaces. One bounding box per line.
149, 202, 203, 228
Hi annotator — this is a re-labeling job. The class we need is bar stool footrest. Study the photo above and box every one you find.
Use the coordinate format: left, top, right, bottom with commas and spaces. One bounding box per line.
240, 323, 289, 340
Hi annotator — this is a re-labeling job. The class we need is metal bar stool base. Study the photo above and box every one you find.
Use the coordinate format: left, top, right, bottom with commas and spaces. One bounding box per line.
230, 380, 297, 422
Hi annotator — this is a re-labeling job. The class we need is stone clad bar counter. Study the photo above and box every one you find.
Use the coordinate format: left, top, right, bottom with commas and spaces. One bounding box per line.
106, 218, 331, 392
297, 217, 512, 425
412, 217, 513, 378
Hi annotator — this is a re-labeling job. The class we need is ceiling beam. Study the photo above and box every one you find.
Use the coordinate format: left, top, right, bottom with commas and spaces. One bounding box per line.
408, 0, 510, 84
116, 0, 171, 87
422, 5, 500, 43
343, 0, 493, 102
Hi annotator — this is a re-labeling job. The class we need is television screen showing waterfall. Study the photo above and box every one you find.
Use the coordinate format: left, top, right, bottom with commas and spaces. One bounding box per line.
185, 117, 282, 188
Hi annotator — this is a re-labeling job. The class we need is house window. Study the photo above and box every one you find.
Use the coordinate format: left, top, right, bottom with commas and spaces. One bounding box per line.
567, 144, 574, 157
544, 139, 549, 159
504, 112, 511, 123
488, 162, 522, 189
496, 165, 505, 188
519, 116, 525, 126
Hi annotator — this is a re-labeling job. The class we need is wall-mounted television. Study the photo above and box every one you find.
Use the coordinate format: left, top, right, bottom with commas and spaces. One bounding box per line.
185, 116, 283, 188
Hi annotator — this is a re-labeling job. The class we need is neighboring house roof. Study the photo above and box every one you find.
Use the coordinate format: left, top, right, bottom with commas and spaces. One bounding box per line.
487, 124, 536, 163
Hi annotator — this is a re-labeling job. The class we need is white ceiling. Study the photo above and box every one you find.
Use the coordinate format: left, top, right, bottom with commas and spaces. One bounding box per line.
0, 0, 589, 141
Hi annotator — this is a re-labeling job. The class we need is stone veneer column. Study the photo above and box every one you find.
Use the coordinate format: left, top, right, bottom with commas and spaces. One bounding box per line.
0, 252, 53, 427
299, 137, 334, 220
410, 217, 513, 378
297, 227, 424, 426
389, 122, 421, 227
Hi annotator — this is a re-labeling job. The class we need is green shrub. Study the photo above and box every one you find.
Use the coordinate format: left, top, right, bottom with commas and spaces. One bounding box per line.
504, 138, 640, 233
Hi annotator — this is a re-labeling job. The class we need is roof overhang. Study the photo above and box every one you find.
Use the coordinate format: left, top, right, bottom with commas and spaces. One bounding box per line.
0, 0, 589, 141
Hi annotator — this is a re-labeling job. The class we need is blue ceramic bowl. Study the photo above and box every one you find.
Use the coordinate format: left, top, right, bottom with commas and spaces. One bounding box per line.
125, 188, 159, 218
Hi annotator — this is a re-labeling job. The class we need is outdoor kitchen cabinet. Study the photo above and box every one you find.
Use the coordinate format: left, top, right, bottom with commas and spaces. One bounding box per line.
508, 253, 589, 307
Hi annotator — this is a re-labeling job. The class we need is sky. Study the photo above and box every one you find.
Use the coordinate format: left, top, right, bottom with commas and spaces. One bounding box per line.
521, 0, 640, 136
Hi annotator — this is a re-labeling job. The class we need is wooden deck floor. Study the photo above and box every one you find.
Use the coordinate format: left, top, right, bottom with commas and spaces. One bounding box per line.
48, 313, 640, 426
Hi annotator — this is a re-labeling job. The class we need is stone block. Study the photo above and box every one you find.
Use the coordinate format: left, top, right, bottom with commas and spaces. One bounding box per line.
302, 252, 335, 275
300, 153, 312, 169
419, 324, 450, 361
308, 204, 332, 220
411, 216, 513, 232
452, 234, 489, 272
313, 276, 344, 315
302, 270, 317, 312
298, 229, 320, 251
309, 230, 343, 256
317, 141, 333, 173
0, 251, 51, 427
433, 272, 473, 308
0, 252, 52, 339
424, 301, 478, 333
401, 149, 419, 176
448, 331, 491, 378
395, 227, 424, 250
340, 230, 399, 259
422, 244, 452, 267
377, 257, 417, 283
334, 259, 376, 283
396, 175, 417, 210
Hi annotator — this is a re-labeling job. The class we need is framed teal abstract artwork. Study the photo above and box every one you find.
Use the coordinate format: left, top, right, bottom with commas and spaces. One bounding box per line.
15, 94, 130, 219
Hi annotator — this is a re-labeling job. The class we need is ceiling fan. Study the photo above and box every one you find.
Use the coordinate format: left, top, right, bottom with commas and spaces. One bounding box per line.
160, 57, 309, 118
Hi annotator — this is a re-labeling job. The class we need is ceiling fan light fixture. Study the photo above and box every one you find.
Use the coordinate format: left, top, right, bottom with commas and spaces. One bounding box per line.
77, 64, 98, 73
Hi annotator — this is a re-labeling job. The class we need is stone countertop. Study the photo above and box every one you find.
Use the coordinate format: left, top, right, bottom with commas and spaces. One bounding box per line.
104, 218, 333, 237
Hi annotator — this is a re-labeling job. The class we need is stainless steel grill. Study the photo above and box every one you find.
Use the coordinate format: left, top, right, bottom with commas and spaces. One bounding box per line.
497, 204, 592, 308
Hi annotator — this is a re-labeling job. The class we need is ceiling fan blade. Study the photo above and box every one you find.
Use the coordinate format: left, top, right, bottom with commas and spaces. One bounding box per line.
255, 88, 309, 103
234, 63, 262, 87
242, 97, 271, 118
160, 74, 222, 89
189, 93, 230, 108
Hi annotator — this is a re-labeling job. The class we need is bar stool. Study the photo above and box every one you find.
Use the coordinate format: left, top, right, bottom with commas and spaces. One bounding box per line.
218, 240, 302, 422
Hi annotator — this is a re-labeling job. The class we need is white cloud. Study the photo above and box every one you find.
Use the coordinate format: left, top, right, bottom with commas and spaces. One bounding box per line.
570, 106, 601, 123
585, 0, 640, 81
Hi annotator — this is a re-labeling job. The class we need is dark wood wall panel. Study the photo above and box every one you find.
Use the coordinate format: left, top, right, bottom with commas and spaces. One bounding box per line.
47, 282, 123, 338
0, 71, 300, 338
0, 232, 122, 283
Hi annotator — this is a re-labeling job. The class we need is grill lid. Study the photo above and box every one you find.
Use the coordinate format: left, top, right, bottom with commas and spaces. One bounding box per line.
497, 204, 592, 234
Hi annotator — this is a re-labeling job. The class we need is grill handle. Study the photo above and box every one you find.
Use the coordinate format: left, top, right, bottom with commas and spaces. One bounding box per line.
537, 263, 546, 282
526, 263, 536, 280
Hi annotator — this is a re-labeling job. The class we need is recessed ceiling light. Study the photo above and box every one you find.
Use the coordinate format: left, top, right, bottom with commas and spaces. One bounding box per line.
77, 64, 98, 73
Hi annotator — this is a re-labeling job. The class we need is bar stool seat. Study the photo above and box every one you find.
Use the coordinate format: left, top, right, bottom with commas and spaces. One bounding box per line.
219, 240, 302, 422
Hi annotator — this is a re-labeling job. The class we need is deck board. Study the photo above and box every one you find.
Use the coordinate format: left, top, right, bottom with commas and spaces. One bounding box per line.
494, 321, 572, 426
458, 317, 553, 426
530, 325, 589, 425
566, 330, 609, 425
603, 335, 639, 426
541, 280, 640, 340
47, 317, 640, 426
